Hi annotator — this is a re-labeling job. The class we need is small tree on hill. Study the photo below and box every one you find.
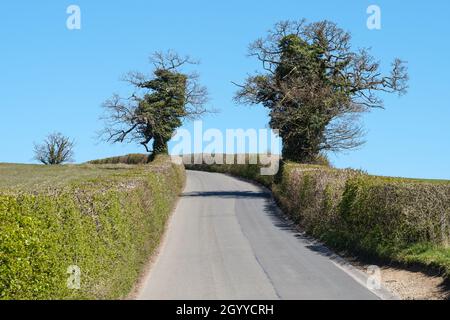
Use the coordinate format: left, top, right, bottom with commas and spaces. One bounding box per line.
101, 51, 210, 156
33, 132, 75, 165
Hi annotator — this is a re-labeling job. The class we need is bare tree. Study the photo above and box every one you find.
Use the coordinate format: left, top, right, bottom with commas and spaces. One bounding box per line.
34, 132, 75, 165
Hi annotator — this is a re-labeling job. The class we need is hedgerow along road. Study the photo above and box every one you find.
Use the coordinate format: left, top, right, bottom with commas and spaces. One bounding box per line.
137, 170, 395, 300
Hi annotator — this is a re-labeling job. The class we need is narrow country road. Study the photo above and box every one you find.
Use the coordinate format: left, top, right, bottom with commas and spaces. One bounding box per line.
137, 170, 388, 300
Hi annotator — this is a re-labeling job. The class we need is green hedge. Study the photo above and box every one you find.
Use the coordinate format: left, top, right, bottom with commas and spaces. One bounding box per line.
0, 156, 185, 299
187, 159, 450, 277
87, 154, 150, 165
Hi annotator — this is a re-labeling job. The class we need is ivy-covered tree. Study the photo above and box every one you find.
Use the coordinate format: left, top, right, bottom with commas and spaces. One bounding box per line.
101, 51, 209, 156
235, 20, 409, 163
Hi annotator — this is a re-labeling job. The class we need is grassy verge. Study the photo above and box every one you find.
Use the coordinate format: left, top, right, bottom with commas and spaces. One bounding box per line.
186, 156, 450, 278
0, 156, 185, 299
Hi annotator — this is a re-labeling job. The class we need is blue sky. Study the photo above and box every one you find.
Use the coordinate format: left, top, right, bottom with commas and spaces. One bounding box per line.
0, 0, 449, 179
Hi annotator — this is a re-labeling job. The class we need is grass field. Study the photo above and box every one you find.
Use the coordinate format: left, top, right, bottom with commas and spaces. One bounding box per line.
0, 163, 138, 190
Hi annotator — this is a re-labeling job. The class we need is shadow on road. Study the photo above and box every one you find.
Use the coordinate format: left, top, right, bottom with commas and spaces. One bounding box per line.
181, 191, 271, 199
262, 200, 335, 255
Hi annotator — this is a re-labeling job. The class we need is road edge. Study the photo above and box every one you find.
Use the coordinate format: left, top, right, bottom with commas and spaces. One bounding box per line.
126, 177, 186, 300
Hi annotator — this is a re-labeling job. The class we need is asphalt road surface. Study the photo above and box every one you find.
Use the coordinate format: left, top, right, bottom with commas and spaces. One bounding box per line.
137, 170, 387, 300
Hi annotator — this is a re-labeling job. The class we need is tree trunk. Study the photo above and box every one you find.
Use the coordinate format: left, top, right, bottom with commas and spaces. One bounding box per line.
152, 137, 168, 155
282, 136, 320, 164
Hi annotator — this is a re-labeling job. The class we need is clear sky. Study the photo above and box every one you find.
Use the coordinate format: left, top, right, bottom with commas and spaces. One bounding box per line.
1, 0, 449, 179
